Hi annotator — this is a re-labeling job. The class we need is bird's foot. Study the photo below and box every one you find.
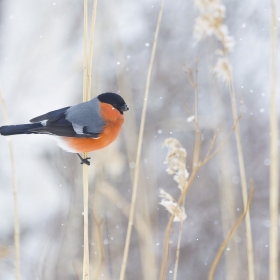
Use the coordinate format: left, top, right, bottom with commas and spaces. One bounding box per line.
77, 154, 91, 166
80, 157, 91, 166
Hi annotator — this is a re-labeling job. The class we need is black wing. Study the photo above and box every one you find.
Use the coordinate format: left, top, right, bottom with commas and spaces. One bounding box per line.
29, 107, 100, 138
30, 107, 71, 123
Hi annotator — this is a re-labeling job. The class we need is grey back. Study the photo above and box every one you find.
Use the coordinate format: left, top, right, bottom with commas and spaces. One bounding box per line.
65, 97, 105, 135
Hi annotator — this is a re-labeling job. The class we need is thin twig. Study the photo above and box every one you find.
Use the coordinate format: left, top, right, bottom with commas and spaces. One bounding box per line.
203, 133, 217, 161
82, 163, 90, 280
201, 116, 241, 166
119, 0, 165, 279
160, 65, 200, 280
90, 198, 105, 280
208, 185, 254, 280
83, 0, 88, 102
173, 220, 183, 280
269, 0, 278, 278
228, 72, 255, 280
87, 0, 98, 100
160, 163, 199, 280
113, 32, 158, 280
99, 182, 157, 280
82, 0, 89, 279
160, 135, 201, 279
0, 90, 20, 280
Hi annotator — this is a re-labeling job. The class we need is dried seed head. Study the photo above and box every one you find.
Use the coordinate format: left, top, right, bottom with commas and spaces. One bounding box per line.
194, 0, 234, 53
164, 138, 189, 191
159, 189, 187, 222
212, 56, 231, 83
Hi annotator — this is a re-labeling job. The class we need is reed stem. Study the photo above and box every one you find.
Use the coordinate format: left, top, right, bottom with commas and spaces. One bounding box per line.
119, 0, 165, 279
269, 0, 278, 278
0, 90, 20, 280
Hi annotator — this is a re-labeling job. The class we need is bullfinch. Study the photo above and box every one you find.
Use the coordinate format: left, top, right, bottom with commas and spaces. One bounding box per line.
0, 92, 129, 165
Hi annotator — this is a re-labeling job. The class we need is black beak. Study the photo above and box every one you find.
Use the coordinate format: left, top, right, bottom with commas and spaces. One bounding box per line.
121, 103, 129, 112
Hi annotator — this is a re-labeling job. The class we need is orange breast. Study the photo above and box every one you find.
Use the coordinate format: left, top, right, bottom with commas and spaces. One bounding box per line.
63, 103, 124, 153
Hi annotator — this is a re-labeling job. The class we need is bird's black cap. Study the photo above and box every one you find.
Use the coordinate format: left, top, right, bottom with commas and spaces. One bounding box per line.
98, 92, 129, 114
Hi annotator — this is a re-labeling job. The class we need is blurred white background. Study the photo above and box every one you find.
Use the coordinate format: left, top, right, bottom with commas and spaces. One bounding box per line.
0, 0, 279, 279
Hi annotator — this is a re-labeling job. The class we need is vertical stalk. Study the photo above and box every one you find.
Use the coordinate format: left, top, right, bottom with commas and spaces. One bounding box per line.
0, 91, 20, 280
228, 75, 255, 280
208, 187, 254, 280
83, 0, 88, 101
82, 162, 90, 280
83, 1, 89, 279
173, 220, 183, 280
269, 0, 278, 279
82, 1, 98, 278
87, 0, 98, 100
119, 0, 165, 279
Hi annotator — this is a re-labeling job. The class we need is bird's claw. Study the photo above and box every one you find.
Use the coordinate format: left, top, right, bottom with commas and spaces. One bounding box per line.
77, 154, 91, 165
80, 157, 91, 166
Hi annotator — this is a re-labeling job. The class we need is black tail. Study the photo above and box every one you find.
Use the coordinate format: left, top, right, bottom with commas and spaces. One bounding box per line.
0, 123, 43, 136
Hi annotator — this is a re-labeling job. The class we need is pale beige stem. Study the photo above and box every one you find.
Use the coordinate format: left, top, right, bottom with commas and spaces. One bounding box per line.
87, 0, 98, 100
114, 43, 158, 280
269, 0, 278, 279
160, 164, 199, 280
90, 201, 105, 280
82, 163, 90, 280
228, 73, 255, 280
208, 187, 254, 280
173, 220, 183, 280
0, 91, 20, 280
83, 0, 88, 102
119, 0, 165, 279
99, 183, 158, 280
82, 0, 89, 279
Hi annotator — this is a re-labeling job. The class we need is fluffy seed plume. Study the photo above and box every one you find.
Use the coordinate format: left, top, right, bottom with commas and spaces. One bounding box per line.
159, 138, 189, 223
159, 189, 187, 222
212, 56, 231, 83
163, 138, 189, 192
194, 0, 235, 53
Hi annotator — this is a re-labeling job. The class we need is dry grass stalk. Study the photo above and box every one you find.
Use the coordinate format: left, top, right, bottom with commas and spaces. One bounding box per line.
159, 138, 189, 280
269, 0, 278, 278
208, 185, 254, 280
90, 197, 105, 280
83, 0, 97, 280
229, 78, 255, 280
160, 152, 200, 280
194, 1, 255, 279
113, 32, 158, 279
159, 113, 237, 279
173, 220, 183, 280
87, 0, 98, 100
82, 2, 89, 278
160, 68, 201, 279
160, 65, 240, 279
82, 163, 90, 280
113, 43, 158, 280
0, 90, 20, 280
98, 182, 158, 280
82, 0, 98, 279
83, 0, 88, 101
119, 0, 165, 279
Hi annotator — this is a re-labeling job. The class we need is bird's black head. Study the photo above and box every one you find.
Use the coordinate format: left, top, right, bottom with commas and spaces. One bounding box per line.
98, 92, 129, 114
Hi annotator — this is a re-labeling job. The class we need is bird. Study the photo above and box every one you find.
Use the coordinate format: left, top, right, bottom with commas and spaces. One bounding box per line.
0, 92, 129, 165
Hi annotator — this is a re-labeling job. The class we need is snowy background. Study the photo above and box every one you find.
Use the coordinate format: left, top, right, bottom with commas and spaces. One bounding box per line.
0, 0, 279, 279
